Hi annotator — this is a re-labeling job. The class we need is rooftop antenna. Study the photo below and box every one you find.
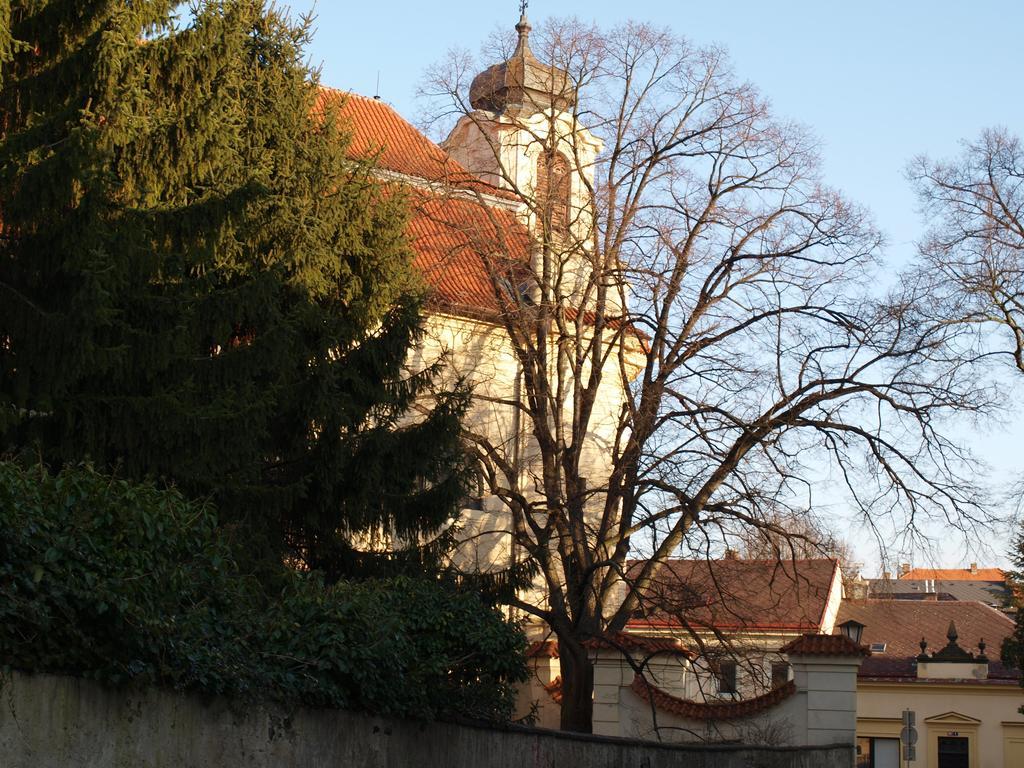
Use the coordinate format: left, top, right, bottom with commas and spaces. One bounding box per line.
374, 71, 381, 100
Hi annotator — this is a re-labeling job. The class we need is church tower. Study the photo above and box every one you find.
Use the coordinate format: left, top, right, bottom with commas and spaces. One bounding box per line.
442, 12, 603, 304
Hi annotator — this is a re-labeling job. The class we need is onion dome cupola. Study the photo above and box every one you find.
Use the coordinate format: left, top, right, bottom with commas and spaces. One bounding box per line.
469, 12, 575, 115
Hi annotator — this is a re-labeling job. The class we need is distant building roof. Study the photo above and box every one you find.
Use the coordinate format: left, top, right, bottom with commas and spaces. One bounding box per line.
626, 558, 840, 634
836, 599, 1018, 682
898, 567, 1005, 582
868, 578, 1010, 608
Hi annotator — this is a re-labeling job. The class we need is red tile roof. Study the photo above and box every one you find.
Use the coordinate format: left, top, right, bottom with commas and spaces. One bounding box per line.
626, 558, 840, 633
406, 191, 529, 315
837, 599, 1020, 682
326, 88, 647, 336
856, 657, 1020, 683
899, 567, 1005, 582
544, 676, 563, 704
779, 633, 870, 658
322, 89, 505, 197
320, 88, 530, 315
629, 675, 797, 721
836, 599, 1014, 659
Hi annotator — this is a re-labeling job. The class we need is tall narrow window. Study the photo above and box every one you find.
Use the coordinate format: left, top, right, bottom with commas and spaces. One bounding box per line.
716, 660, 737, 694
536, 150, 571, 239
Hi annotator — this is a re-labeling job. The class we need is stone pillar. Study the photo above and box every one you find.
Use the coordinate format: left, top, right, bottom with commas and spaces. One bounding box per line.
591, 648, 626, 738
780, 635, 867, 749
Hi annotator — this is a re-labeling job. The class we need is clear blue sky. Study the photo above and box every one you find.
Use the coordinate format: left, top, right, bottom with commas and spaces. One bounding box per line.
291, 1, 1023, 572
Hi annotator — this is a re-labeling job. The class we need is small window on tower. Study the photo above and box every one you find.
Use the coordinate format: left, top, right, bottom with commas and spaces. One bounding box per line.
536, 149, 571, 239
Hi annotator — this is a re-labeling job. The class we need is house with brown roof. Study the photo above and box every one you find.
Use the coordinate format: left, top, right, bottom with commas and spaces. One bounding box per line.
520, 558, 862, 744
836, 599, 1023, 768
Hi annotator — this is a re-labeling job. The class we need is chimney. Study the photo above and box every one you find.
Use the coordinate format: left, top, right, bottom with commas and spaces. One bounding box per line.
882, 571, 891, 581
970, 562, 978, 574
900, 563, 911, 576
724, 548, 739, 560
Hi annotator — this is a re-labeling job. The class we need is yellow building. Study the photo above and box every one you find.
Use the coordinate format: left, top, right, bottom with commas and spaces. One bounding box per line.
838, 600, 1022, 768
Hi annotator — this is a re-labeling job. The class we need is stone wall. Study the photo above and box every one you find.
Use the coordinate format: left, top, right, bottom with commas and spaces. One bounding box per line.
1, 671, 853, 768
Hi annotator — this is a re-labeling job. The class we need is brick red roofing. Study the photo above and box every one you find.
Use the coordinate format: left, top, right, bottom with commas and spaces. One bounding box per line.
629, 675, 797, 721
899, 567, 1005, 581
837, 599, 1019, 682
543, 676, 563, 704
837, 599, 1014, 659
322, 88, 507, 197
626, 558, 839, 633
406, 191, 529, 315
779, 633, 870, 657
319, 88, 530, 315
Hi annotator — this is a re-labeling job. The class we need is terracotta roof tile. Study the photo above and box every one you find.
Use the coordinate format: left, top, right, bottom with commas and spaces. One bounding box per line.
526, 640, 560, 659
626, 558, 839, 633
899, 567, 1005, 582
858, 656, 1021, 682
321, 89, 492, 193
544, 676, 563, 704
629, 675, 797, 721
779, 633, 870, 657
317, 88, 530, 315
836, 599, 1015, 659
406, 191, 529, 314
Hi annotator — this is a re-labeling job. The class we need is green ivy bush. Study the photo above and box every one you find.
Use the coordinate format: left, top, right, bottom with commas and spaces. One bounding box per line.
0, 462, 527, 722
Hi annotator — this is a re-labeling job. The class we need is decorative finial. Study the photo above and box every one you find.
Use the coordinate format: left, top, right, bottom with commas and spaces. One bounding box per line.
978, 638, 987, 657
946, 621, 958, 644
513, 2, 532, 55
919, 637, 928, 655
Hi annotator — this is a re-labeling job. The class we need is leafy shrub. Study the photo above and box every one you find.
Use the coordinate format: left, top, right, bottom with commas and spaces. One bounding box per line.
0, 462, 526, 721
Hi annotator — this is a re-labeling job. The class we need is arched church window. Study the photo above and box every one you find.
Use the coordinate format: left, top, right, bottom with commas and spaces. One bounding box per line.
536, 150, 571, 239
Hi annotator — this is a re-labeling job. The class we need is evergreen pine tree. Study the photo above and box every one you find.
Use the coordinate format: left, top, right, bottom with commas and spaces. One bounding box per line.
0, 1, 14, 84
0, 1, 470, 580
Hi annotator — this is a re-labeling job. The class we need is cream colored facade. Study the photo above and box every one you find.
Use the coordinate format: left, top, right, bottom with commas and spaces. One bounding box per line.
856, 681, 1024, 768
522, 641, 864, 747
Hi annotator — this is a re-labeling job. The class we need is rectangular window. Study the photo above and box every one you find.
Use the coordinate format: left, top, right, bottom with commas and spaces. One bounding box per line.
717, 660, 737, 694
938, 736, 969, 768
856, 737, 900, 768
771, 661, 790, 688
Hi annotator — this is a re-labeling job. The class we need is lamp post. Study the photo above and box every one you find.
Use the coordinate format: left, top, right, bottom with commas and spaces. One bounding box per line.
838, 619, 866, 645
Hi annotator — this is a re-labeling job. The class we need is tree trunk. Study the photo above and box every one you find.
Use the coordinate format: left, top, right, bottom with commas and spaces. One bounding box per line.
558, 639, 594, 733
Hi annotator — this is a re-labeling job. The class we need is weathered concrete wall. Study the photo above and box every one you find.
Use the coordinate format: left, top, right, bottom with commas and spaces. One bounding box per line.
1, 671, 853, 768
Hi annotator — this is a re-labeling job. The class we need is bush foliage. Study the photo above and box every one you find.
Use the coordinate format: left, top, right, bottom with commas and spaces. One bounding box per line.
0, 462, 527, 721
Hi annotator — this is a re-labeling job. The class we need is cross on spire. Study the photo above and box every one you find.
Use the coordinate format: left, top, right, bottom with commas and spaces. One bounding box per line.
519, 0, 528, 18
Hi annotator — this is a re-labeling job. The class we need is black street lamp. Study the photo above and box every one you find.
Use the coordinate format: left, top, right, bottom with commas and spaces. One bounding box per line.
838, 619, 866, 645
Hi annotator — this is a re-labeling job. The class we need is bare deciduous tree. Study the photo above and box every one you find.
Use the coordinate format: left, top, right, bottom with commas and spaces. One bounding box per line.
420, 16, 989, 732
908, 128, 1024, 375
